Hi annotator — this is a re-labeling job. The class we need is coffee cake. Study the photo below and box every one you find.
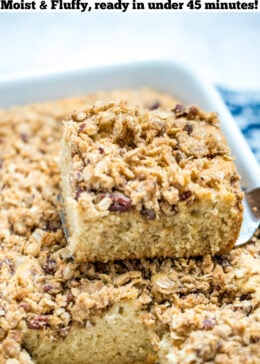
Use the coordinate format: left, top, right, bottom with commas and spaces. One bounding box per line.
0, 89, 258, 364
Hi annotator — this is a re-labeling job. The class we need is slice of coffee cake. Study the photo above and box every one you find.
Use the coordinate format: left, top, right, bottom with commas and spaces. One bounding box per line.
60, 101, 243, 262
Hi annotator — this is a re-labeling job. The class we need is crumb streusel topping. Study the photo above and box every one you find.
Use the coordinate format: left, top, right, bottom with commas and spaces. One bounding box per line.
64, 101, 241, 217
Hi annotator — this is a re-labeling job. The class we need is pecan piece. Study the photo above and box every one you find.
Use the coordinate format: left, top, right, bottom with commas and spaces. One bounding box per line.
75, 186, 85, 201
20, 302, 30, 311
184, 123, 193, 135
67, 290, 74, 304
28, 315, 48, 330
148, 100, 161, 110
179, 191, 192, 201
78, 122, 86, 133
250, 336, 260, 343
43, 284, 53, 293
109, 193, 132, 212
98, 146, 104, 154
187, 106, 198, 119
42, 256, 57, 275
172, 104, 186, 116
21, 132, 29, 143
230, 175, 239, 184
202, 318, 215, 330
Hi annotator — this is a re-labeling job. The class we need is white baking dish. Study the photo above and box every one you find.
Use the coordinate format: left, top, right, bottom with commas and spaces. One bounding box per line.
0, 61, 259, 243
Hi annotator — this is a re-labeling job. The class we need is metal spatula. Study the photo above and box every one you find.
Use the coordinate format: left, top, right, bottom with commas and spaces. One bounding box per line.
235, 187, 260, 246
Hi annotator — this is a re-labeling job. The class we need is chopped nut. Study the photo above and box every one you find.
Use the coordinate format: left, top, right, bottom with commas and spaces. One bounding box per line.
43, 284, 53, 293
20, 133, 29, 143
67, 291, 74, 304
187, 106, 198, 119
184, 123, 193, 135
109, 193, 132, 212
75, 186, 86, 201
98, 147, 104, 154
202, 318, 215, 330
27, 315, 48, 330
78, 123, 86, 133
172, 103, 186, 115
42, 256, 57, 275
179, 190, 192, 201
148, 100, 161, 110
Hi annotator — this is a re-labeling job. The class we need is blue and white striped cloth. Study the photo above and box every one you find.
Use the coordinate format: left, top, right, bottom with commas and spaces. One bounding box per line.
218, 88, 260, 164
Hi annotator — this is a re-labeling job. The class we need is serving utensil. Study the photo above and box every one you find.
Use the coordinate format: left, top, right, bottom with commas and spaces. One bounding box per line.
236, 187, 260, 246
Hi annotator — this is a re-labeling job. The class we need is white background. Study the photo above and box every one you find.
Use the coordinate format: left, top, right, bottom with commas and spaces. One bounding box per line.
0, 11, 259, 89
